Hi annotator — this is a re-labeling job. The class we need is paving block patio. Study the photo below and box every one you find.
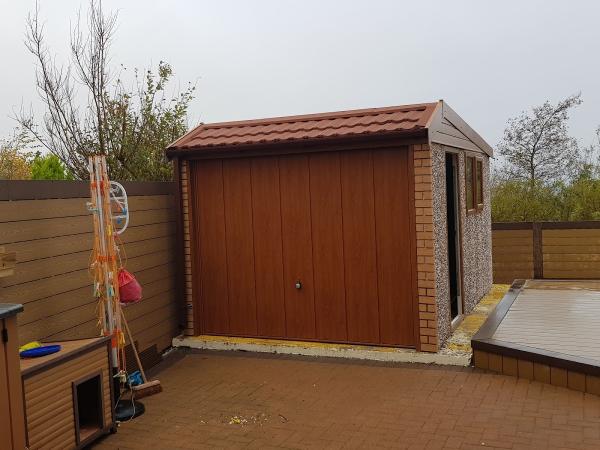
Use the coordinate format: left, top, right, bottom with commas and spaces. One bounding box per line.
93, 350, 600, 450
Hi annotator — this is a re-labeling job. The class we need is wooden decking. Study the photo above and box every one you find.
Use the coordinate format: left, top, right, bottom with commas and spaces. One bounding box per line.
472, 279, 600, 395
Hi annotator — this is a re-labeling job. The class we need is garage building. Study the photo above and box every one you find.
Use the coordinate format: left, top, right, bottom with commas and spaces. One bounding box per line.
167, 101, 493, 352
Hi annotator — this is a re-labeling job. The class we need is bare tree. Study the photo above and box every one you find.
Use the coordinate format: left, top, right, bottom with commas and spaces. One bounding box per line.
497, 94, 582, 186
16, 0, 194, 180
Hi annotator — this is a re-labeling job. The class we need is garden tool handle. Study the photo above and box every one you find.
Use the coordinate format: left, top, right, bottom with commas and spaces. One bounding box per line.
120, 309, 148, 383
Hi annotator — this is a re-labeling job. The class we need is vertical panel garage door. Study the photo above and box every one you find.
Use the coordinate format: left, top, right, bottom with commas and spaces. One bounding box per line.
190, 148, 416, 347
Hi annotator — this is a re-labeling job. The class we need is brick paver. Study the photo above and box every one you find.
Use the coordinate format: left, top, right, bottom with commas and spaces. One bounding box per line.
93, 351, 600, 449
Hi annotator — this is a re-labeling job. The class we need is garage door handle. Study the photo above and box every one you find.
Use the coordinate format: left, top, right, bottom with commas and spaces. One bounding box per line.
295, 280, 302, 290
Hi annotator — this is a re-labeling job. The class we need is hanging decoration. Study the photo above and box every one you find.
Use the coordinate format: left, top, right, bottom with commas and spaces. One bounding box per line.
87, 155, 130, 380
118, 268, 143, 304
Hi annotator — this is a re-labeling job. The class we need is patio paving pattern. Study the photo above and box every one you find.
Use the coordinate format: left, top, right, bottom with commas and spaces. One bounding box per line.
93, 351, 600, 450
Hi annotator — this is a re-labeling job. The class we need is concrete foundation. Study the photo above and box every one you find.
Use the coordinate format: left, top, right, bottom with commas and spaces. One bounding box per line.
172, 335, 471, 366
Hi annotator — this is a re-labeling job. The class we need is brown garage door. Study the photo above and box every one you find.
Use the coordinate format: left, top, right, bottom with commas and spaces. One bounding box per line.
190, 148, 416, 347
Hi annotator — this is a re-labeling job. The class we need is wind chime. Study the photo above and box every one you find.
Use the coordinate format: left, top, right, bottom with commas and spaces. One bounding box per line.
88, 156, 130, 382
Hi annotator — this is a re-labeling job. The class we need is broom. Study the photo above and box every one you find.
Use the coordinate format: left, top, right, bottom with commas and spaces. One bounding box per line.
121, 309, 162, 399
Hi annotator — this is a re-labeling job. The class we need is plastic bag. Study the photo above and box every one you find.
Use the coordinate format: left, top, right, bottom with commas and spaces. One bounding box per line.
118, 268, 143, 304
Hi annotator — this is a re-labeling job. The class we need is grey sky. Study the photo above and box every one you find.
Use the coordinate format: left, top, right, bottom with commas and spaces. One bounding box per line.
1, 0, 599, 151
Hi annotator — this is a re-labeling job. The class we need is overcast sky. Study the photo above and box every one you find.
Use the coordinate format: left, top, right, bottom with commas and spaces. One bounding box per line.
1, 0, 599, 151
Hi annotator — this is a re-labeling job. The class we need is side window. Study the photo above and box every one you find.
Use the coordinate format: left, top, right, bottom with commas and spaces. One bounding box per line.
465, 156, 484, 213
476, 159, 484, 209
465, 156, 475, 211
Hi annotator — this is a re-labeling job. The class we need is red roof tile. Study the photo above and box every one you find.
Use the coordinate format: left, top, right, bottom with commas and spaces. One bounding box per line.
168, 102, 438, 152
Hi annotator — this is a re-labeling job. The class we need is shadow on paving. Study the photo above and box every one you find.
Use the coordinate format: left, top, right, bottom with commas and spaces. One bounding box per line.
93, 349, 600, 450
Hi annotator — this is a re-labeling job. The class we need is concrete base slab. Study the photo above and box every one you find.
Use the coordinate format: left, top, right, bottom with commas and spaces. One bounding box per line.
172, 335, 471, 366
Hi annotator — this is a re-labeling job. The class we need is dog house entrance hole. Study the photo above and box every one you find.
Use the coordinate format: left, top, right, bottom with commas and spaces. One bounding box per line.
73, 372, 104, 444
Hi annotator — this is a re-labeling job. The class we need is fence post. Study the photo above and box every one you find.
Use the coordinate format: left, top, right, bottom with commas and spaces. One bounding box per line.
532, 222, 543, 279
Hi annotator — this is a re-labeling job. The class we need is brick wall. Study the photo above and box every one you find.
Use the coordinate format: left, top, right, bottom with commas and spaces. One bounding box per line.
413, 143, 438, 352
181, 160, 195, 336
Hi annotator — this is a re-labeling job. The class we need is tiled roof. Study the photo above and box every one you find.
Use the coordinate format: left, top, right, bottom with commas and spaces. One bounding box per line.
168, 102, 438, 152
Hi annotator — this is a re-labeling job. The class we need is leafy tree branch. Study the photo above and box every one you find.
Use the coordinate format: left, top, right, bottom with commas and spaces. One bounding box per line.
15, 0, 195, 181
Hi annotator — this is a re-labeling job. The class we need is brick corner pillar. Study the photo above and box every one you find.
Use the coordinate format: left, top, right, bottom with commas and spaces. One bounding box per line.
181, 159, 195, 336
412, 143, 438, 352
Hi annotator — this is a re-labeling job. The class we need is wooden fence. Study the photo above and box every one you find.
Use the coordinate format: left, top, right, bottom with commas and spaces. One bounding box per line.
0, 180, 180, 369
492, 221, 600, 284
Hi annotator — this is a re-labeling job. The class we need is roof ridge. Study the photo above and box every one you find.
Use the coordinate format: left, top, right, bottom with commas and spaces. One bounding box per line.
201, 103, 435, 129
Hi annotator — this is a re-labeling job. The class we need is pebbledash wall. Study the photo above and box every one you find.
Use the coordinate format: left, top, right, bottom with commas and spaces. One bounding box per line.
430, 143, 493, 344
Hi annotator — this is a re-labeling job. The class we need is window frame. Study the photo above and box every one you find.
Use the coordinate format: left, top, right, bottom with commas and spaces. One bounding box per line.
465, 155, 484, 214
465, 156, 475, 213
475, 158, 484, 210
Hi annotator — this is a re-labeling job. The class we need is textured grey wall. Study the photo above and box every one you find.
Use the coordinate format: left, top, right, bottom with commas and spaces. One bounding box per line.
430, 143, 493, 346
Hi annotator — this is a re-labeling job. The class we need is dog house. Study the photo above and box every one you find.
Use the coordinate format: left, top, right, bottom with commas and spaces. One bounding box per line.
20, 337, 114, 449
167, 101, 493, 352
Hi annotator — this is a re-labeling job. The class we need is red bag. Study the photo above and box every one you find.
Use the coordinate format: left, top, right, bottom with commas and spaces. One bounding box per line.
118, 269, 142, 304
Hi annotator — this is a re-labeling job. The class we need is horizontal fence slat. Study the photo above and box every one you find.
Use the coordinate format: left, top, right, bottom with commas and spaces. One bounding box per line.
542, 245, 600, 254
130, 311, 178, 350
544, 253, 600, 262
493, 220, 600, 282
0, 194, 174, 223
492, 240, 533, 247
543, 262, 600, 271
541, 221, 600, 230
0, 180, 175, 200
4, 223, 175, 264
492, 248, 534, 257
135, 322, 179, 354
493, 221, 600, 230
0, 215, 91, 245
492, 222, 534, 230
0, 208, 173, 245
18, 280, 176, 345
543, 238, 600, 246
543, 270, 600, 279
18, 263, 175, 328
543, 229, 600, 238
492, 230, 534, 238
1, 250, 174, 305
3, 251, 89, 287
4, 236, 174, 288
492, 262, 534, 270
40, 295, 178, 353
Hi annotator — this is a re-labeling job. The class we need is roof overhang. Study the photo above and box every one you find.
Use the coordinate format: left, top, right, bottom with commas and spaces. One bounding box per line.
166, 128, 428, 160
427, 100, 494, 157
